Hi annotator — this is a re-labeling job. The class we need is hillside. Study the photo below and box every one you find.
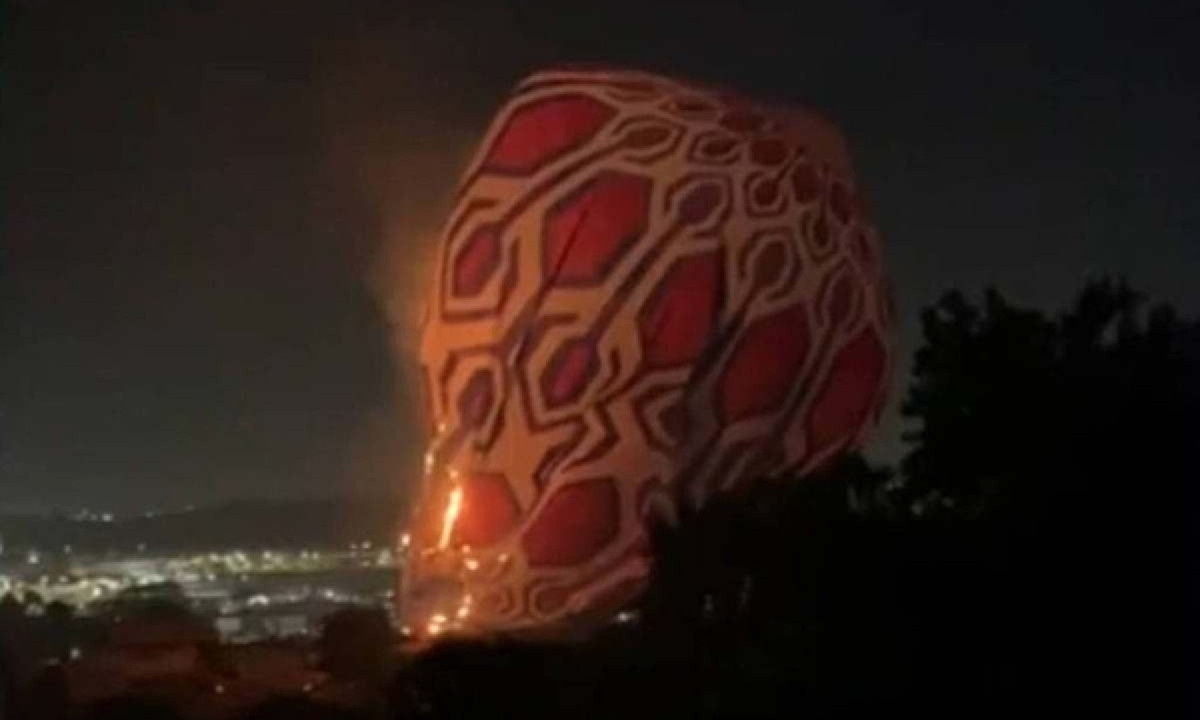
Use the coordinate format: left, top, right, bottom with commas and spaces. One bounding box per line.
0, 496, 404, 554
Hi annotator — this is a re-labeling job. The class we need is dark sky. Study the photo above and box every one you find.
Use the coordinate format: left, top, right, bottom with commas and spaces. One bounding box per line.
2, 0, 1197, 513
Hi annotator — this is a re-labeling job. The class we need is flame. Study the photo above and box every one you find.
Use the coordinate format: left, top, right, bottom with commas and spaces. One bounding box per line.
437, 484, 463, 550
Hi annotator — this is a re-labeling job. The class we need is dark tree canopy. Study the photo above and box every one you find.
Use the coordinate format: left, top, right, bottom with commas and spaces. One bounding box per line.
632, 279, 1197, 717
317, 607, 394, 683
900, 278, 1198, 525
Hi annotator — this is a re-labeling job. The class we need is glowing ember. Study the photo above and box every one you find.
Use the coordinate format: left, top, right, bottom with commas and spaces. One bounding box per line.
456, 593, 473, 620
426, 612, 448, 637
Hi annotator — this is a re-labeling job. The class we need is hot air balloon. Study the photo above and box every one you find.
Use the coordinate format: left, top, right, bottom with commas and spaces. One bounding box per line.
400, 66, 892, 640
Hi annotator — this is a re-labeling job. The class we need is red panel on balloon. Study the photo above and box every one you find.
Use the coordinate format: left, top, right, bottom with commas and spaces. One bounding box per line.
540, 337, 598, 408
522, 477, 619, 567
482, 94, 616, 174
455, 473, 521, 547
639, 251, 723, 368
451, 224, 502, 297
542, 171, 652, 285
807, 329, 887, 456
790, 159, 821, 204
718, 303, 811, 423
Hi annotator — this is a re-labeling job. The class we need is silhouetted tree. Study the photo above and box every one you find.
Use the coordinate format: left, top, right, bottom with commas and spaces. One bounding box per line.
0, 650, 11, 720
894, 279, 1198, 713
41, 601, 75, 662
15, 663, 69, 720
20, 591, 43, 612
317, 607, 394, 684
899, 278, 1197, 521
238, 695, 364, 720
0, 595, 21, 626
632, 453, 907, 716
78, 695, 182, 720
626, 279, 1197, 716
390, 639, 593, 718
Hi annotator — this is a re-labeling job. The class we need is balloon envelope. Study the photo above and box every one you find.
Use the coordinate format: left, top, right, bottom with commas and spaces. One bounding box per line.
400, 66, 892, 639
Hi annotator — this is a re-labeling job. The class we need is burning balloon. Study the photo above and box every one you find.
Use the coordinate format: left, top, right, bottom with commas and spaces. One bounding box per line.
399, 66, 892, 638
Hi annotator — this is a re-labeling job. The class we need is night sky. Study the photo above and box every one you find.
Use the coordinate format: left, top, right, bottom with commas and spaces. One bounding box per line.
3, 1, 1196, 513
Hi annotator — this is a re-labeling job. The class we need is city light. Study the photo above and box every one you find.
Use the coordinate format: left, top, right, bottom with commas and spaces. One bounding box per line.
0, 543, 400, 643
